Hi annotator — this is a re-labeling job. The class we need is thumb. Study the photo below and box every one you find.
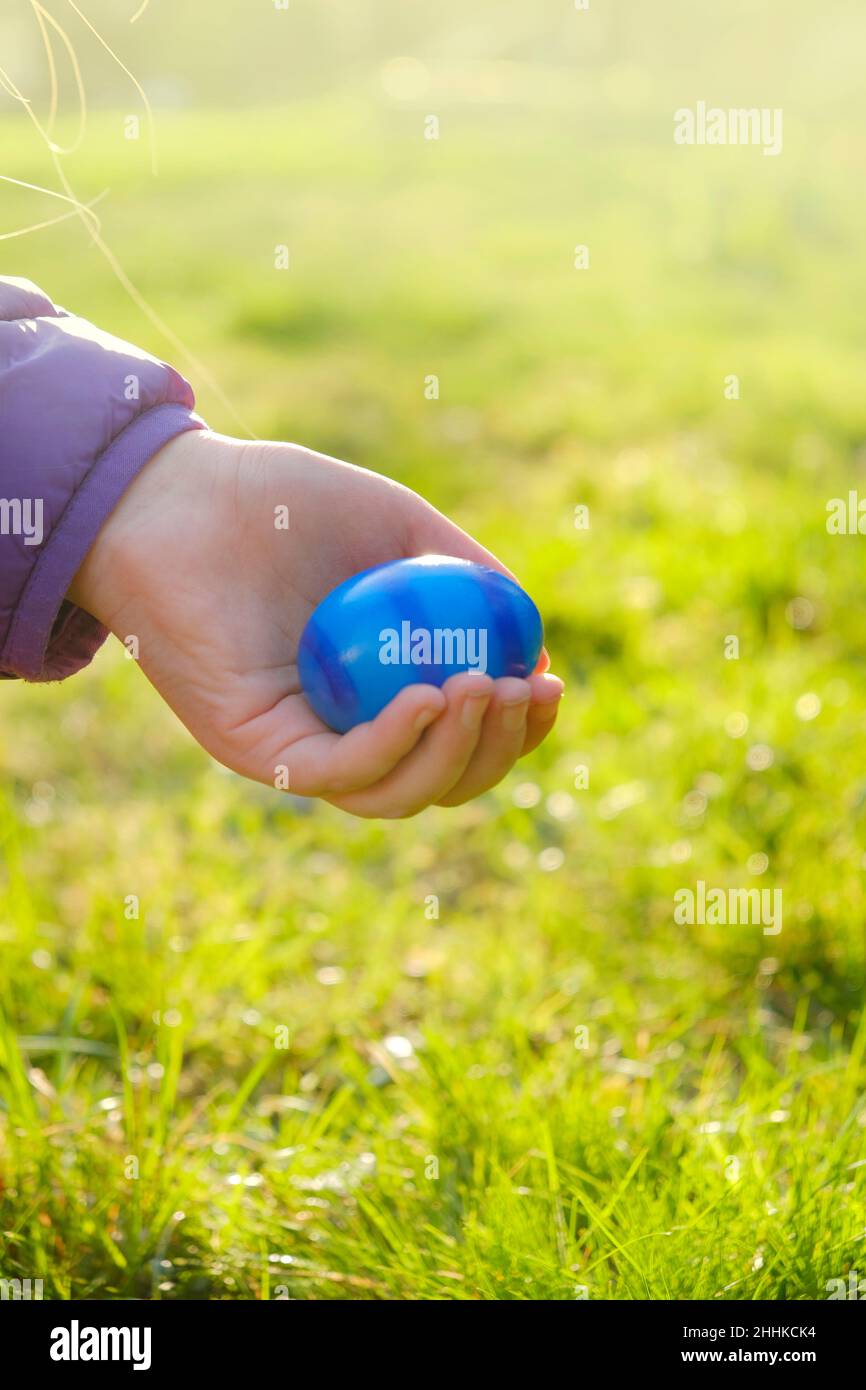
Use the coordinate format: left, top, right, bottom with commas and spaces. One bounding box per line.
402, 495, 550, 674
404, 495, 519, 584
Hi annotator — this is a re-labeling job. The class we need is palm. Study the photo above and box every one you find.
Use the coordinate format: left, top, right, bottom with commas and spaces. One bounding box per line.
87, 434, 563, 817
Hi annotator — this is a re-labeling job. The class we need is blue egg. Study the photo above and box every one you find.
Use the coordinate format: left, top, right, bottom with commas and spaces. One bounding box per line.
298, 555, 544, 733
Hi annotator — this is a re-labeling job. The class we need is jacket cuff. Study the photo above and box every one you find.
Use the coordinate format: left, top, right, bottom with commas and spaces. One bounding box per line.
0, 403, 206, 682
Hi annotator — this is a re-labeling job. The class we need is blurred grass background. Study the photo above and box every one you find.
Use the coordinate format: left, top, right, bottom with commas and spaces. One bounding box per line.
2, 0, 866, 1299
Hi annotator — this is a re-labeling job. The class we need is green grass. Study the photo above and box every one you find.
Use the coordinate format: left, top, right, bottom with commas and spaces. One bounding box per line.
3, 52, 866, 1299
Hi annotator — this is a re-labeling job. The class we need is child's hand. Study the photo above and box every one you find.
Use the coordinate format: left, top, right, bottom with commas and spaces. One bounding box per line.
69, 430, 564, 817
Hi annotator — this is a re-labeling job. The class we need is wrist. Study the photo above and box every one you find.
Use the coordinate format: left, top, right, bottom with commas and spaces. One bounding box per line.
67, 428, 228, 629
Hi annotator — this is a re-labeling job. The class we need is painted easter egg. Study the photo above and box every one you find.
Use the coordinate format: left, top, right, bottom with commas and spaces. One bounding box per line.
298, 555, 543, 733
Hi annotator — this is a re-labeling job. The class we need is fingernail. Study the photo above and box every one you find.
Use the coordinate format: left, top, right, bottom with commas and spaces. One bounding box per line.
537, 676, 565, 702
414, 707, 440, 734
501, 698, 530, 732
461, 693, 490, 731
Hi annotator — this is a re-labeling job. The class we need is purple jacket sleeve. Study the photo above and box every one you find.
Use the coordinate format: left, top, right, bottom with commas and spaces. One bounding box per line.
0, 276, 207, 681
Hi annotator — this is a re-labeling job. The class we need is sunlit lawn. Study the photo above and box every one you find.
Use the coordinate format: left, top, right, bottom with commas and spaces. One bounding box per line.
2, 97, 866, 1298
